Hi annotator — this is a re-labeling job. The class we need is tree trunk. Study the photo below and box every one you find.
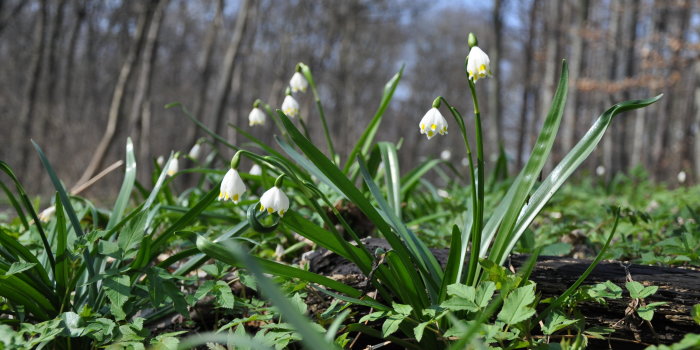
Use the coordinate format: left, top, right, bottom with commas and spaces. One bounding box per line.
61, 0, 87, 123
128, 0, 168, 169
185, 0, 225, 149
0, 0, 28, 36
76, 0, 158, 186
602, 1, 622, 178
17, 0, 48, 177
210, 0, 252, 147
487, 0, 504, 160
561, 0, 588, 154
516, 0, 539, 170
41, 0, 68, 151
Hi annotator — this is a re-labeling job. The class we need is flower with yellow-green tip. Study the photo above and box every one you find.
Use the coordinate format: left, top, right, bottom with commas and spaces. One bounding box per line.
466, 46, 491, 82
38, 206, 56, 223
289, 71, 308, 93
219, 168, 246, 203
419, 107, 448, 140
248, 107, 266, 126
281, 93, 300, 118
166, 158, 179, 176
259, 186, 290, 216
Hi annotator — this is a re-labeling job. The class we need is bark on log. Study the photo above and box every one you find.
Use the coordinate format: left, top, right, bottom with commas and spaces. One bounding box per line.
307, 238, 700, 346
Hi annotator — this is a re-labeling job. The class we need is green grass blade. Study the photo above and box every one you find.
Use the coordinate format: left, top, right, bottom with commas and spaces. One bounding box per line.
343, 66, 404, 173
54, 193, 69, 301
439, 225, 462, 302
0, 181, 28, 230
166, 102, 239, 151
537, 209, 621, 322
358, 157, 442, 300
151, 186, 218, 253
485, 61, 568, 265
499, 95, 663, 264
107, 138, 136, 230
400, 159, 441, 200
378, 142, 402, 218
275, 110, 423, 291
196, 235, 360, 298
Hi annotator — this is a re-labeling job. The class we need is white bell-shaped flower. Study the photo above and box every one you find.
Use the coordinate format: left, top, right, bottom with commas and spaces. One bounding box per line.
249, 107, 266, 126
249, 164, 262, 176
218, 168, 246, 203
188, 143, 201, 160
259, 186, 290, 216
419, 108, 448, 140
38, 206, 56, 223
289, 72, 308, 93
466, 46, 491, 82
281, 95, 300, 118
166, 158, 179, 176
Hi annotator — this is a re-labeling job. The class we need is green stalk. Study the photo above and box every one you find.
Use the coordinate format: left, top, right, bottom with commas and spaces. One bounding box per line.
437, 97, 478, 285
465, 79, 485, 286
299, 63, 337, 164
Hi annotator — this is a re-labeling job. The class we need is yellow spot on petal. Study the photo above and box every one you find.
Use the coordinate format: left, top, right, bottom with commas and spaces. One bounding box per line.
479, 64, 486, 72
233, 194, 239, 202
279, 210, 285, 216
267, 207, 274, 214
428, 131, 434, 137
431, 124, 436, 130
420, 123, 425, 131
260, 205, 265, 212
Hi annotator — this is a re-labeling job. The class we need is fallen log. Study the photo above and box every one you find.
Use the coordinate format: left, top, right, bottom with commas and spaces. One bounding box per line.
306, 238, 700, 347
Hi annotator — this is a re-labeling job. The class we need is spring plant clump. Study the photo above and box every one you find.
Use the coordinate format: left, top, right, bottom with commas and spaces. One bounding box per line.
0, 32, 680, 349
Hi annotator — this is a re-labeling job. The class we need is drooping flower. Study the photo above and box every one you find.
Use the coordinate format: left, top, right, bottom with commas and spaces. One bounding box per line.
188, 143, 201, 160
289, 72, 308, 93
249, 164, 262, 176
249, 107, 266, 126
38, 206, 56, 223
218, 168, 246, 203
466, 46, 491, 82
259, 186, 290, 216
166, 158, 179, 176
419, 108, 448, 140
678, 171, 687, 184
156, 156, 165, 167
281, 94, 300, 118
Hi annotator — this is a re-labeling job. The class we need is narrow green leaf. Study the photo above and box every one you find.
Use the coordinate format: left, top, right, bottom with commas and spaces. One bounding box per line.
439, 225, 463, 302
4, 262, 36, 276
378, 142, 402, 218
108, 138, 137, 230
486, 61, 569, 265
343, 66, 404, 174
497, 94, 662, 264
196, 236, 360, 297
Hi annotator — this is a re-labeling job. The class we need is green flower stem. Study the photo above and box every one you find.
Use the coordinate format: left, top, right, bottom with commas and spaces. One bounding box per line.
263, 104, 291, 142
299, 63, 337, 164
438, 97, 478, 285
297, 115, 313, 141
466, 79, 485, 286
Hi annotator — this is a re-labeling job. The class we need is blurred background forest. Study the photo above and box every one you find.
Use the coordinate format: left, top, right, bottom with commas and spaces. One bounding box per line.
1, 0, 699, 200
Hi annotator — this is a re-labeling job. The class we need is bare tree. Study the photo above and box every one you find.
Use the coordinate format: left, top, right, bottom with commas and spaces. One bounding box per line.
17, 0, 48, 175
76, 0, 159, 186
210, 0, 253, 146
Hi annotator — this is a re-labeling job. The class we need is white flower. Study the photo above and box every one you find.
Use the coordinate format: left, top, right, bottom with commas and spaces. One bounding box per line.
156, 156, 165, 167
249, 107, 266, 126
678, 171, 687, 183
596, 166, 605, 176
218, 168, 246, 203
440, 149, 452, 161
38, 206, 56, 223
419, 108, 448, 140
289, 72, 308, 93
166, 158, 179, 176
188, 143, 201, 160
249, 164, 262, 176
466, 46, 491, 82
281, 95, 300, 118
259, 186, 290, 216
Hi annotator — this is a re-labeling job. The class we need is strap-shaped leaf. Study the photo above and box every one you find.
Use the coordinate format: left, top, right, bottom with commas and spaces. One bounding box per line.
497, 95, 662, 265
